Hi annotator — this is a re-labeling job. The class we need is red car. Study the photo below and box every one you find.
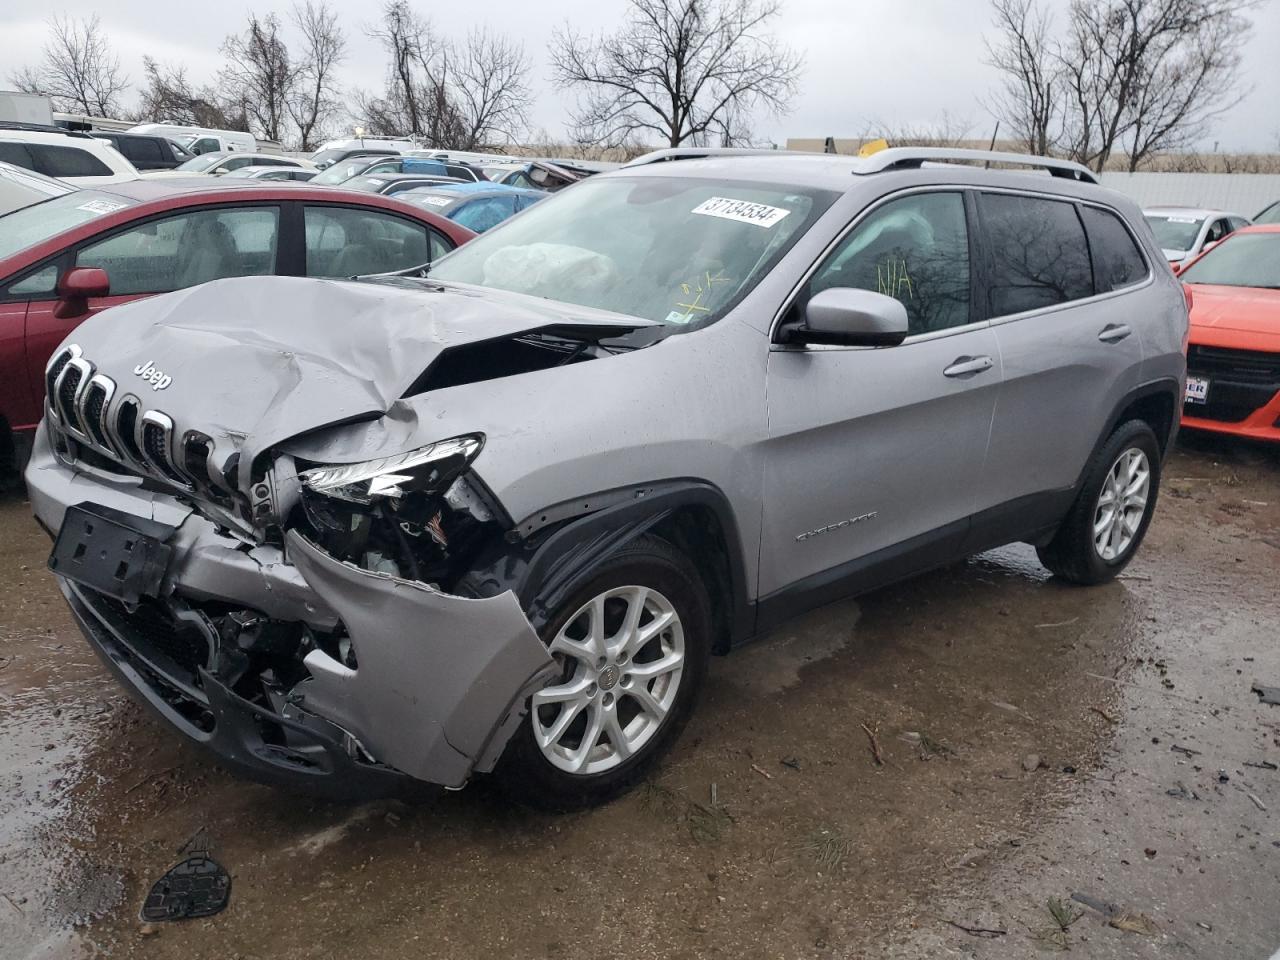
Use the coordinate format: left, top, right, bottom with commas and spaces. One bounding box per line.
1179, 224, 1280, 441
0, 178, 474, 474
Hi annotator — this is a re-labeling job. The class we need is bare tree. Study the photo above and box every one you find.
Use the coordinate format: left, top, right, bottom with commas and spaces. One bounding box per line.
984, 0, 1059, 155
363, 1, 435, 137
451, 28, 532, 149
1058, 0, 1257, 172
10, 14, 128, 116
288, 1, 347, 150
550, 0, 803, 148
134, 58, 246, 130
220, 13, 297, 144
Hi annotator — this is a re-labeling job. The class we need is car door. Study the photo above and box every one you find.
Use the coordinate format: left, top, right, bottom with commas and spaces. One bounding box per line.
758, 190, 1001, 610
301, 205, 453, 278
974, 192, 1147, 533
23, 205, 281, 402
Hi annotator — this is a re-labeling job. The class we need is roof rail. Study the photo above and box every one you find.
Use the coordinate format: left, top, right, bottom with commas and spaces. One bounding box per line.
0, 120, 91, 139
625, 146, 790, 167
854, 147, 1098, 184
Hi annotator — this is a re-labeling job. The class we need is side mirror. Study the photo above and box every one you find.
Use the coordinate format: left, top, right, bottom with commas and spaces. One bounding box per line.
1201, 239, 1219, 254
780, 287, 909, 347
54, 267, 110, 319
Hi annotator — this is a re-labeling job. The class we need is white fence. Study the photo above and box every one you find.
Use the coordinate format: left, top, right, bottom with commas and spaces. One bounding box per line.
1100, 172, 1280, 219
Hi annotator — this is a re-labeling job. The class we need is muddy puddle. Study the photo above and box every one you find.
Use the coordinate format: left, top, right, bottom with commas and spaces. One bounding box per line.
2, 437, 1277, 959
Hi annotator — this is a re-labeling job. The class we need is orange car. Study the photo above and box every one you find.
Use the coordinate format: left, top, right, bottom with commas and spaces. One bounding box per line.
1178, 224, 1280, 441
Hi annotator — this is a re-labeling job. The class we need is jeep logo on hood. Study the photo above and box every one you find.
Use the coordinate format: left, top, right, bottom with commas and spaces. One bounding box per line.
133, 360, 172, 391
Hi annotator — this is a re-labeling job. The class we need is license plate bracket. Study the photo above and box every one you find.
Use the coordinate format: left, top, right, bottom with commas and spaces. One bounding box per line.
1184, 376, 1209, 405
48, 503, 176, 604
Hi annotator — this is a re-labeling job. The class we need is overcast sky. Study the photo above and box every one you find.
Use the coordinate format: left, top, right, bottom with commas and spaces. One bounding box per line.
3, 0, 1277, 151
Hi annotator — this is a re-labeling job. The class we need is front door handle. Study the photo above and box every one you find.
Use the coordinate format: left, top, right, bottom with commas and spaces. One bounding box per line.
1098, 323, 1132, 343
943, 355, 994, 378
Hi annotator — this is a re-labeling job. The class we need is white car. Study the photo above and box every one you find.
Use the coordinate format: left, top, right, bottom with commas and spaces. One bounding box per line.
1143, 206, 1251, 270
128, 123, 257, 156
145, 152, 315, 178
0, 127, 139, 184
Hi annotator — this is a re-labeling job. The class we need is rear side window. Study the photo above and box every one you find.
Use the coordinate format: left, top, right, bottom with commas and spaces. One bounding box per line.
124, 138, 164, 162
304, 206, 446, 277
0, 141, 36, 169
32, 144, 112, 178
980, 193, 1093, 316
809, 191, 972, 336
1080, 206, 1147, 292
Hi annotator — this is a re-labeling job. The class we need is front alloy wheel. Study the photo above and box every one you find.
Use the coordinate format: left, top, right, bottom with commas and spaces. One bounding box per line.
533, 586, 686, 775
496, 535, 710, 810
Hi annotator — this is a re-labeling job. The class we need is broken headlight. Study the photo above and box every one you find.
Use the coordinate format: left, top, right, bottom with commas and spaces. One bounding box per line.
299, 435, 484, 505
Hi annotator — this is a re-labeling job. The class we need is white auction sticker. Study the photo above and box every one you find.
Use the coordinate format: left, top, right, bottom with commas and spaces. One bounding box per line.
416, 196, 451, 207
691, 196, 791, 228
76, 199, 127, 215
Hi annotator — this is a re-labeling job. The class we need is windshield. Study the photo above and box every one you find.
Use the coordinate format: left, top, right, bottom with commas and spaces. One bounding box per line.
429, 176, 832, 327
313, 159, 375, 185
175, 153, 229, 172
1179, 233, 1280, 288
1256, 202, 1280, 225
1145, 214, 1203, 252
0, 190, 135, 261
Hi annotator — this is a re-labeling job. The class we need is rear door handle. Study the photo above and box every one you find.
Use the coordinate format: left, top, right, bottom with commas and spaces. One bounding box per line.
1098, 323, 1132, 343
943, 355, 994, 378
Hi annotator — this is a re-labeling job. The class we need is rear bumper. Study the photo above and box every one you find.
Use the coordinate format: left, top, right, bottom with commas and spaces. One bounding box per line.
27, 424, 556, 793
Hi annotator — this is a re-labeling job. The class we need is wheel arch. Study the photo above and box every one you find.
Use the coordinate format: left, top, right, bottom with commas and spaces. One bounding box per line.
1078, 379, 1180, 491
463, 479, 754, 654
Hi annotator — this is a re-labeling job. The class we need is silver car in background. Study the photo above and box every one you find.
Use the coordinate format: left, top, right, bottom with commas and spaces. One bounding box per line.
26, 148, 1187, 809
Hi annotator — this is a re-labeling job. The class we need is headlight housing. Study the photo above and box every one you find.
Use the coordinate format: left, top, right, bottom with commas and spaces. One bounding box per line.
299, 434, 483, 505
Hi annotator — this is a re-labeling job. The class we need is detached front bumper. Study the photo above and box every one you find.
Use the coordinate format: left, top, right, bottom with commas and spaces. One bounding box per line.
25, 427, 555, 794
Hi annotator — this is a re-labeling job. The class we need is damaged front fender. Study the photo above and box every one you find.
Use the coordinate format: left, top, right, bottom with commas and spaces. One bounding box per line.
287, 531, 556, 788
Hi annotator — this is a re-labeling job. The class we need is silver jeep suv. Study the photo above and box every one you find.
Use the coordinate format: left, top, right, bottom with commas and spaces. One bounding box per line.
26, 148, 1187, 808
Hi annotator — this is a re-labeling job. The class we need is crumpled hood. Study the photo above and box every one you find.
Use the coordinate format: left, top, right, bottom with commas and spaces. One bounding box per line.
62, 275, 652, 483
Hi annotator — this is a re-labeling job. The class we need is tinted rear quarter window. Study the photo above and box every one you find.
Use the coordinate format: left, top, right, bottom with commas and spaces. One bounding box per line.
32, 144, 112, 178
0, 141, 36, 169
1080, 206, 1148, 292
981, 193, 1093, 316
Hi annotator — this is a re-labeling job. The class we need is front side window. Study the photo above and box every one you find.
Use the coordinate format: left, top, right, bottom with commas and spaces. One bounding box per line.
125, 138, 164, 162
1080, 206, 1147, 292
980, 193, 1093, 316
191, 137, 221, 155
33, 145, 112, 178
808, 191, 972, 336
1205, 218, 1229, 244
75, 206, 279, 295
429, 176, 831, 328
304, 206, 438, 277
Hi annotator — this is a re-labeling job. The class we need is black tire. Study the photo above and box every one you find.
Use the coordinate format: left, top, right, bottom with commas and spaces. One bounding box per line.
495, 534, 711, 811
1036, 419, 1162, 585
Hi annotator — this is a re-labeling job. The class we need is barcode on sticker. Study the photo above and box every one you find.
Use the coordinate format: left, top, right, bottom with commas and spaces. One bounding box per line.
691, 197, 790, 228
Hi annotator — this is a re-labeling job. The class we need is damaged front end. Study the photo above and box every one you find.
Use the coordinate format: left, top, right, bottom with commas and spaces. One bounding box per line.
30, 420, 555, 797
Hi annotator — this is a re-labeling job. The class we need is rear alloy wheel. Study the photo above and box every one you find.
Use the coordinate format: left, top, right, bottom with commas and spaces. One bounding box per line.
1092, 448, 1151, 561
1036, 419, 1161, 584
496, 535, 709, 810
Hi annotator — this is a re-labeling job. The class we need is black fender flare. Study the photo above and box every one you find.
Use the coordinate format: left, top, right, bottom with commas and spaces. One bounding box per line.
463, 479, 754, 649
